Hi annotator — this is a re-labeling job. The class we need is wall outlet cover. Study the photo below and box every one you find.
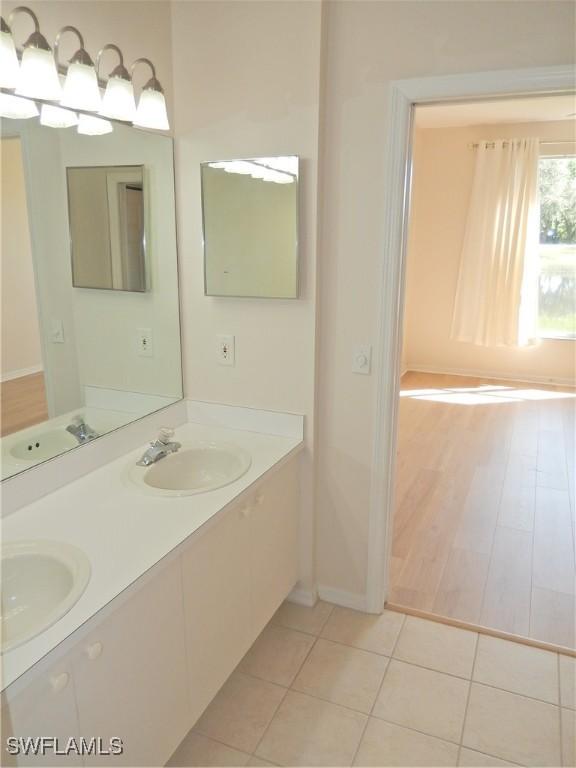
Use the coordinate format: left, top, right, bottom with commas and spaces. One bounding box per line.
352, 344, 372, 375
137, 328, 154, 357
217, 335, 235, 366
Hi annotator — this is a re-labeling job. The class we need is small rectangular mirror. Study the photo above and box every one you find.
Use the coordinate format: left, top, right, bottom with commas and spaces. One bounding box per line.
67, 165, 147, 291
202, 156, 299, 298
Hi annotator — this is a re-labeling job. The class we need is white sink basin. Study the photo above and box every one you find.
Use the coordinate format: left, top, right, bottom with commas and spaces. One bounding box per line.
129, 441, 252, 496
9, 429, 78, 462
1, 541, 91, 653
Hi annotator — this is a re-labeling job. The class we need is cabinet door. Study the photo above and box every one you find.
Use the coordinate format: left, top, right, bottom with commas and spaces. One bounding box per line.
2, 659, 81, 767
181, 502, 252, 725
71, 558, 189, 767
249, 459, 299, 633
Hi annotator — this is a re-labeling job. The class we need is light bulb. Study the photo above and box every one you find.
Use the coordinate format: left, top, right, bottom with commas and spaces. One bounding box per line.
0, 93, 39, 119
100, 75, 136, 121
16, 45, 62, 101
77, 114, 113, 135
40, 104, 78, 128
0, 25, 19, 88
61, 61, 101, 112
133, 87, 169, 130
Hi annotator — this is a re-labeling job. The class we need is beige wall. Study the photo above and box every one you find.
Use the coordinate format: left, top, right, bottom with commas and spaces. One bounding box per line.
315, 0, 575, 600
171, 0, 323, 593
403, 119, 576, 386
1, 138, 43, 379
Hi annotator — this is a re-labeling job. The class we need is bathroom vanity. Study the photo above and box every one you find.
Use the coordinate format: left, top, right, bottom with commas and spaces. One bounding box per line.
1, 408, 303, 766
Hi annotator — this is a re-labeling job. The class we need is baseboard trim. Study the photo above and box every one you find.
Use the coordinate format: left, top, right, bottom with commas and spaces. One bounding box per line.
287, 586, 318, 608
317, 585, 370, 613
0, 365, 43, 383
385, 603, 576, 658
405, 364, 575, 388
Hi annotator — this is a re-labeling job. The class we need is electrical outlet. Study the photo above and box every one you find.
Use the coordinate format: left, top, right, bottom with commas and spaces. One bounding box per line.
137, 328, 154, 357
51, 319, 65, 344
217, 334, 235, 366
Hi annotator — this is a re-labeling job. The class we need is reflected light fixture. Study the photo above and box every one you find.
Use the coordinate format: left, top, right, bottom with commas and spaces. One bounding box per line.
132, 58, 169, 130
0, 16, 20, 88
40, 103, 78, 128
12, 6, 62, 101
77, 113, 113, 136
56, 26, 101, 112
97, 43, 136, 122
0, 92, 38, 119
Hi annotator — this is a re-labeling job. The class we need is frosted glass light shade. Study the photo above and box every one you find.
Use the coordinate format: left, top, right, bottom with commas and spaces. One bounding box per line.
40, 104, 78, 128
77, 114, 113, 135
16, 46, 62, 101
0, 93, 39, 119
0, 29, 19, 88
61, 61, 101, 112
100, 76, 136, 121
133, 88, 169, 130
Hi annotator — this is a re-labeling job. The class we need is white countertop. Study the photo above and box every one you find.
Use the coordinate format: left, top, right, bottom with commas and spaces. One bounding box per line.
2, 420, 302, 691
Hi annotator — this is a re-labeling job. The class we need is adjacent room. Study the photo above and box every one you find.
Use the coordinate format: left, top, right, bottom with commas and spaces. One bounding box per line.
391, 94, 576, 648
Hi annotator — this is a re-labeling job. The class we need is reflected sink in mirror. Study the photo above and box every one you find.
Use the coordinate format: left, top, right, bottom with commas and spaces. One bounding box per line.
1, 541, 91, 653
8, 429, 79, 462
128, 441, 252, 496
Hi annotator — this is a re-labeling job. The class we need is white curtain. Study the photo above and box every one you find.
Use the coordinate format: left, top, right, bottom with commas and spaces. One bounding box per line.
451, 137, 540, 347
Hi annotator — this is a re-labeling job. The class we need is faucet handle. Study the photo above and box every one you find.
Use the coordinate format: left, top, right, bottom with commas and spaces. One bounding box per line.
158, 427, 175, 444
70, 415, 85, 426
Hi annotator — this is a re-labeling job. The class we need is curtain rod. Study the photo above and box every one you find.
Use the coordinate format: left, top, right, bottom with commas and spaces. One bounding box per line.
469, 139, 575, 149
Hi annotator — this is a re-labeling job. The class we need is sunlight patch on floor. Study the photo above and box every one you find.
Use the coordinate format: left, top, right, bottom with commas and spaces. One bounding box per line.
400, 384, 576, 405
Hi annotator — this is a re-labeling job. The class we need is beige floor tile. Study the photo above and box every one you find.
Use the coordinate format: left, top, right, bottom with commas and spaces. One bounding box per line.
353, 718, 458, 766
462, 683, 561, 766
561, 707, 575, 767
246, 758, 276, 767
473, 635, 558, 703
255, 690, 367, 766
320, 607, 405, 656
272, 600, 334, 636
194, 672, 286, 754
167, 732, 250, 767
292, 638, 389, 714
393, 616, 477, 678
237, 625, 315, 687
560, 654, 576, 709
372, 659, 469, 743
457, 747, 517, 767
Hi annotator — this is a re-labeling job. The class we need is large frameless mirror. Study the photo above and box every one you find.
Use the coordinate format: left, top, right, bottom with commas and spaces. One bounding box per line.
202, 156, 299, 298
1, 120, 183, 480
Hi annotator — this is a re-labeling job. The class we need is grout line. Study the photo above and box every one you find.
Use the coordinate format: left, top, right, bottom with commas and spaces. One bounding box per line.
457, 631, 480, 763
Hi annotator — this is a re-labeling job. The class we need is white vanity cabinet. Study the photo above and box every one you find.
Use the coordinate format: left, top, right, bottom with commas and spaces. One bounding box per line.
182, 458, 300, 723
2, 454, 300, 767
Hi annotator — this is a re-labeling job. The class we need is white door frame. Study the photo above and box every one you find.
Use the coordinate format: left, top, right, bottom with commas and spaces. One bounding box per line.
366, 64, 576, 614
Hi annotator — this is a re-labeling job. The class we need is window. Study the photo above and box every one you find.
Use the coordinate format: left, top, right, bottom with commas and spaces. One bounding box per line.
538, 156, 576, 339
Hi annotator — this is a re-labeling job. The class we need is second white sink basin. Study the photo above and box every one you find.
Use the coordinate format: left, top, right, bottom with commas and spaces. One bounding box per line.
1, 540, 91, 653
9, 429, 78, 462
129, 441, 252, 496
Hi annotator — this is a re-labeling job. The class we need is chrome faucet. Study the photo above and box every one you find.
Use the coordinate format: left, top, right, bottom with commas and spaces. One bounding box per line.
66, 416, 99, 444
137, 427, 181, 467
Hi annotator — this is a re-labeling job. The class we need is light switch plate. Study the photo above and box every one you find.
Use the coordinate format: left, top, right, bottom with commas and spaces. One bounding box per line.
137, 328, 154, 357
217, 335, 235, 366
50, 319, 64, 344
352, 344, 372, 375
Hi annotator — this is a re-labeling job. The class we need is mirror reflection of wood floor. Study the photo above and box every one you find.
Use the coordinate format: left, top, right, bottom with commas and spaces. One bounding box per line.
0, 372, 48, 436
390, 371, 576, 650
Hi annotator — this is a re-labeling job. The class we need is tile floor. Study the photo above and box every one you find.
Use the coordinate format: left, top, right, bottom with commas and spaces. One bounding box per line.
168, 601, 576, 767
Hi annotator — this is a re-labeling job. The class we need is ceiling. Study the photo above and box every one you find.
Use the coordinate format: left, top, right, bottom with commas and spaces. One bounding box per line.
415, 94, 576, 128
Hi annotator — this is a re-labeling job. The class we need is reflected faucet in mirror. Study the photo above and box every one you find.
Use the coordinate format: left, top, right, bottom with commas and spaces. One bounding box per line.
66, 416, 99, 444
136, 427, 181, 466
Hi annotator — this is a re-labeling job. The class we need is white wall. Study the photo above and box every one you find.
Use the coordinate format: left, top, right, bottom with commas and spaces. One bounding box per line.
315, 0, 575, 601
1, 138, 43, 380
403, 119, 576, 386
170, 0, 323, 594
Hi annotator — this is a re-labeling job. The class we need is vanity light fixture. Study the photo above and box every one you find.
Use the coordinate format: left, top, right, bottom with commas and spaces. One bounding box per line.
11, 6, 62, 102
77, 114, 113, 136
56, 26, 101, 113
40, 103, 78, 128
97, 44, 136, 122
132, 58, 169, 131
0, 17, 20, 89
0, 91, 38, 119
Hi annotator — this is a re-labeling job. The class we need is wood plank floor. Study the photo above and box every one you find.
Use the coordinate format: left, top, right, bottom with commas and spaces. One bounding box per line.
390, 371, 576, 649
1, 372, 48, 436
